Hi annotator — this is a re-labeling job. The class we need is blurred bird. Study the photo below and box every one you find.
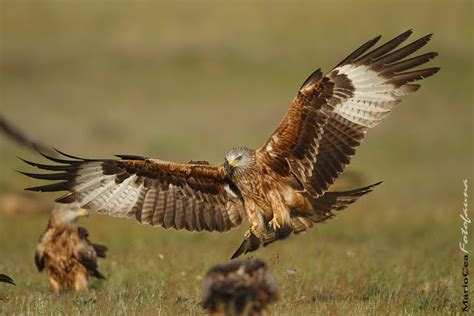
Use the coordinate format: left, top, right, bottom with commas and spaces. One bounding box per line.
20, 30, 439, 258
0, 115, 56, 156
202, 259, 279, 316
0, 274, 15, 286
35, 203, 107, 293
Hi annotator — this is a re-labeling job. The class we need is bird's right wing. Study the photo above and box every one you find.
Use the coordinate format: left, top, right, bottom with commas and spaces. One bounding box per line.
21, 150, 245, 233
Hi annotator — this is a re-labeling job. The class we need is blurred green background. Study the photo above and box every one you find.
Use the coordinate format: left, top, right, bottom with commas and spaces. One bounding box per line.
0, 0, 472, 314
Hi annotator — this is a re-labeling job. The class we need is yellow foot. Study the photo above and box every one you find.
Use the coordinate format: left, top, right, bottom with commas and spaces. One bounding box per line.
268, 217, 281, 230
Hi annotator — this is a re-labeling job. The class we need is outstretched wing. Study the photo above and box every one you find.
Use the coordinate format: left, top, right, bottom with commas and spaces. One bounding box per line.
21, 150, 245, 232
257, 30, 439, 196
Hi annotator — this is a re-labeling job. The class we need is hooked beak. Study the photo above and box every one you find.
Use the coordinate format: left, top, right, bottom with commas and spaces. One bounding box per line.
228, 159, 238, 167
77, 208, 89, 218
224, 159, 235, 175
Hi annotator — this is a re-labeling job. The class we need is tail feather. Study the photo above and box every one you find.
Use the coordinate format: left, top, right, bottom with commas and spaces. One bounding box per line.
311, 181, 382, 213
230, 181, 382, 258
231, 233, 261, 259
230, 227, 292, 259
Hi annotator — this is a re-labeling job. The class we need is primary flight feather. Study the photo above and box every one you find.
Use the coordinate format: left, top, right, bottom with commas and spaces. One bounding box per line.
21, 30, 439, 258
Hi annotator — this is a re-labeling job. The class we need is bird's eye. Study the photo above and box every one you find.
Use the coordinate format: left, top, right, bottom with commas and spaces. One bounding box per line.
236, 156, 242, 161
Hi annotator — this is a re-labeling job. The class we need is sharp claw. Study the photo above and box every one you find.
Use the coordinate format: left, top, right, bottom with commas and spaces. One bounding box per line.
269, 218, 281, 230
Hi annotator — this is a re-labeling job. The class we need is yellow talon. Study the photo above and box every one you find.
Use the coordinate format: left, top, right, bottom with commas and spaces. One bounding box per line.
269, 217, 281, 230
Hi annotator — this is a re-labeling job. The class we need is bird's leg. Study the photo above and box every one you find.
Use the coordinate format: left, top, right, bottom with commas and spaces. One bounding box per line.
48, 276, 61, 294
74, 273, 88, 292
244, 200, 267, 239
268, 217, 281, 230
268, 191, 290, 230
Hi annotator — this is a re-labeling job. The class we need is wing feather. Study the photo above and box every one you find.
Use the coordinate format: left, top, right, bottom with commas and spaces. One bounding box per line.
258, 30, 438, 196
21, 150, 245, 233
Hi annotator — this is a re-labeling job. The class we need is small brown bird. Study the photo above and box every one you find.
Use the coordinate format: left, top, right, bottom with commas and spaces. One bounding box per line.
35, 203, 107, 293
0, 274, 15, 285
202, 259, 279, 316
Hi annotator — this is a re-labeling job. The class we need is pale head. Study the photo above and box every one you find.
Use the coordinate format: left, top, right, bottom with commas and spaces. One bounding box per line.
224, 147, 256, 176
50, 203, 89, 224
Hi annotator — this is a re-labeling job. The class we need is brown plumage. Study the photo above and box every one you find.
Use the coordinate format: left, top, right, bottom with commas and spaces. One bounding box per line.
21, 30, 439, 258
35, 203, 107, 293
0, 274, 15, 285
202, 259, 279, 316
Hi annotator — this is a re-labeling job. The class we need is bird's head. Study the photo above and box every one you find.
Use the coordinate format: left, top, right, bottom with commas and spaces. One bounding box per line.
50, 203, 89, 224
224, 147, 256, 176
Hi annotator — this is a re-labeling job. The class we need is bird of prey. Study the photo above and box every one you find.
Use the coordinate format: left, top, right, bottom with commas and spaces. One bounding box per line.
21, 30, 439, 258
35, 203, 107, 293
202, 259, 279, 315
0, 274, 15, 286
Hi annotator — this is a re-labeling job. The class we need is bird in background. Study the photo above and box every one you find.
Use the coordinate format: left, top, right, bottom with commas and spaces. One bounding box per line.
35, 203, 107, 293
202, 259, 279, 316
20, 29, 439, 258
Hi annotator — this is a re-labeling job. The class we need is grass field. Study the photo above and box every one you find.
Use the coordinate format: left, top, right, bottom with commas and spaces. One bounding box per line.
0, 1, 473, 315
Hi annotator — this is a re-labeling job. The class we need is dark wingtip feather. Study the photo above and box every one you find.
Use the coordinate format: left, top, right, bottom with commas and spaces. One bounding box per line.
25, 181, 71, 192
33, 145, 81, 165
53, 148, 91, 161
55, 193, 79, 204
18, 157, 75, 171
300, 68, 323, 90
0, 274, 15, 286
355, 29, 414, 65
114, 154, 148, 160
390, 67, 440, 86
17, 170, 73, 181
335, 35, 382, 68
381, 52, 438, 75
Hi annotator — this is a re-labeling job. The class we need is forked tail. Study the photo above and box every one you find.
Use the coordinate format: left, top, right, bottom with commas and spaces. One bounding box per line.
230, 181, 382, 259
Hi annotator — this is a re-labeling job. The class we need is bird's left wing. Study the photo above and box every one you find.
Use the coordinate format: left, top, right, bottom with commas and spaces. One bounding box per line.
21, 150, 245, 232
78, 227, 108, 258
257, 30, 439, 196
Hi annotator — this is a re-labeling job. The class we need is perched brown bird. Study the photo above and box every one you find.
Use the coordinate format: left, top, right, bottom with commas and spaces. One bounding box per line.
202, 259, 279, 316
20, 30, 439, 258
0, 274, 15, 285
35, 203, 107, 293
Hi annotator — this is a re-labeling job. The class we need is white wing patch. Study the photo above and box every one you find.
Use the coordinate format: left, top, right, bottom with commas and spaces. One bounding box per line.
71, 166, 145, 218
332, 64, 417, 128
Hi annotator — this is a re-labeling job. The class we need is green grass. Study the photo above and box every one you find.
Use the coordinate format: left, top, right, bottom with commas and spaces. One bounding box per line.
0, 0, 473, 314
